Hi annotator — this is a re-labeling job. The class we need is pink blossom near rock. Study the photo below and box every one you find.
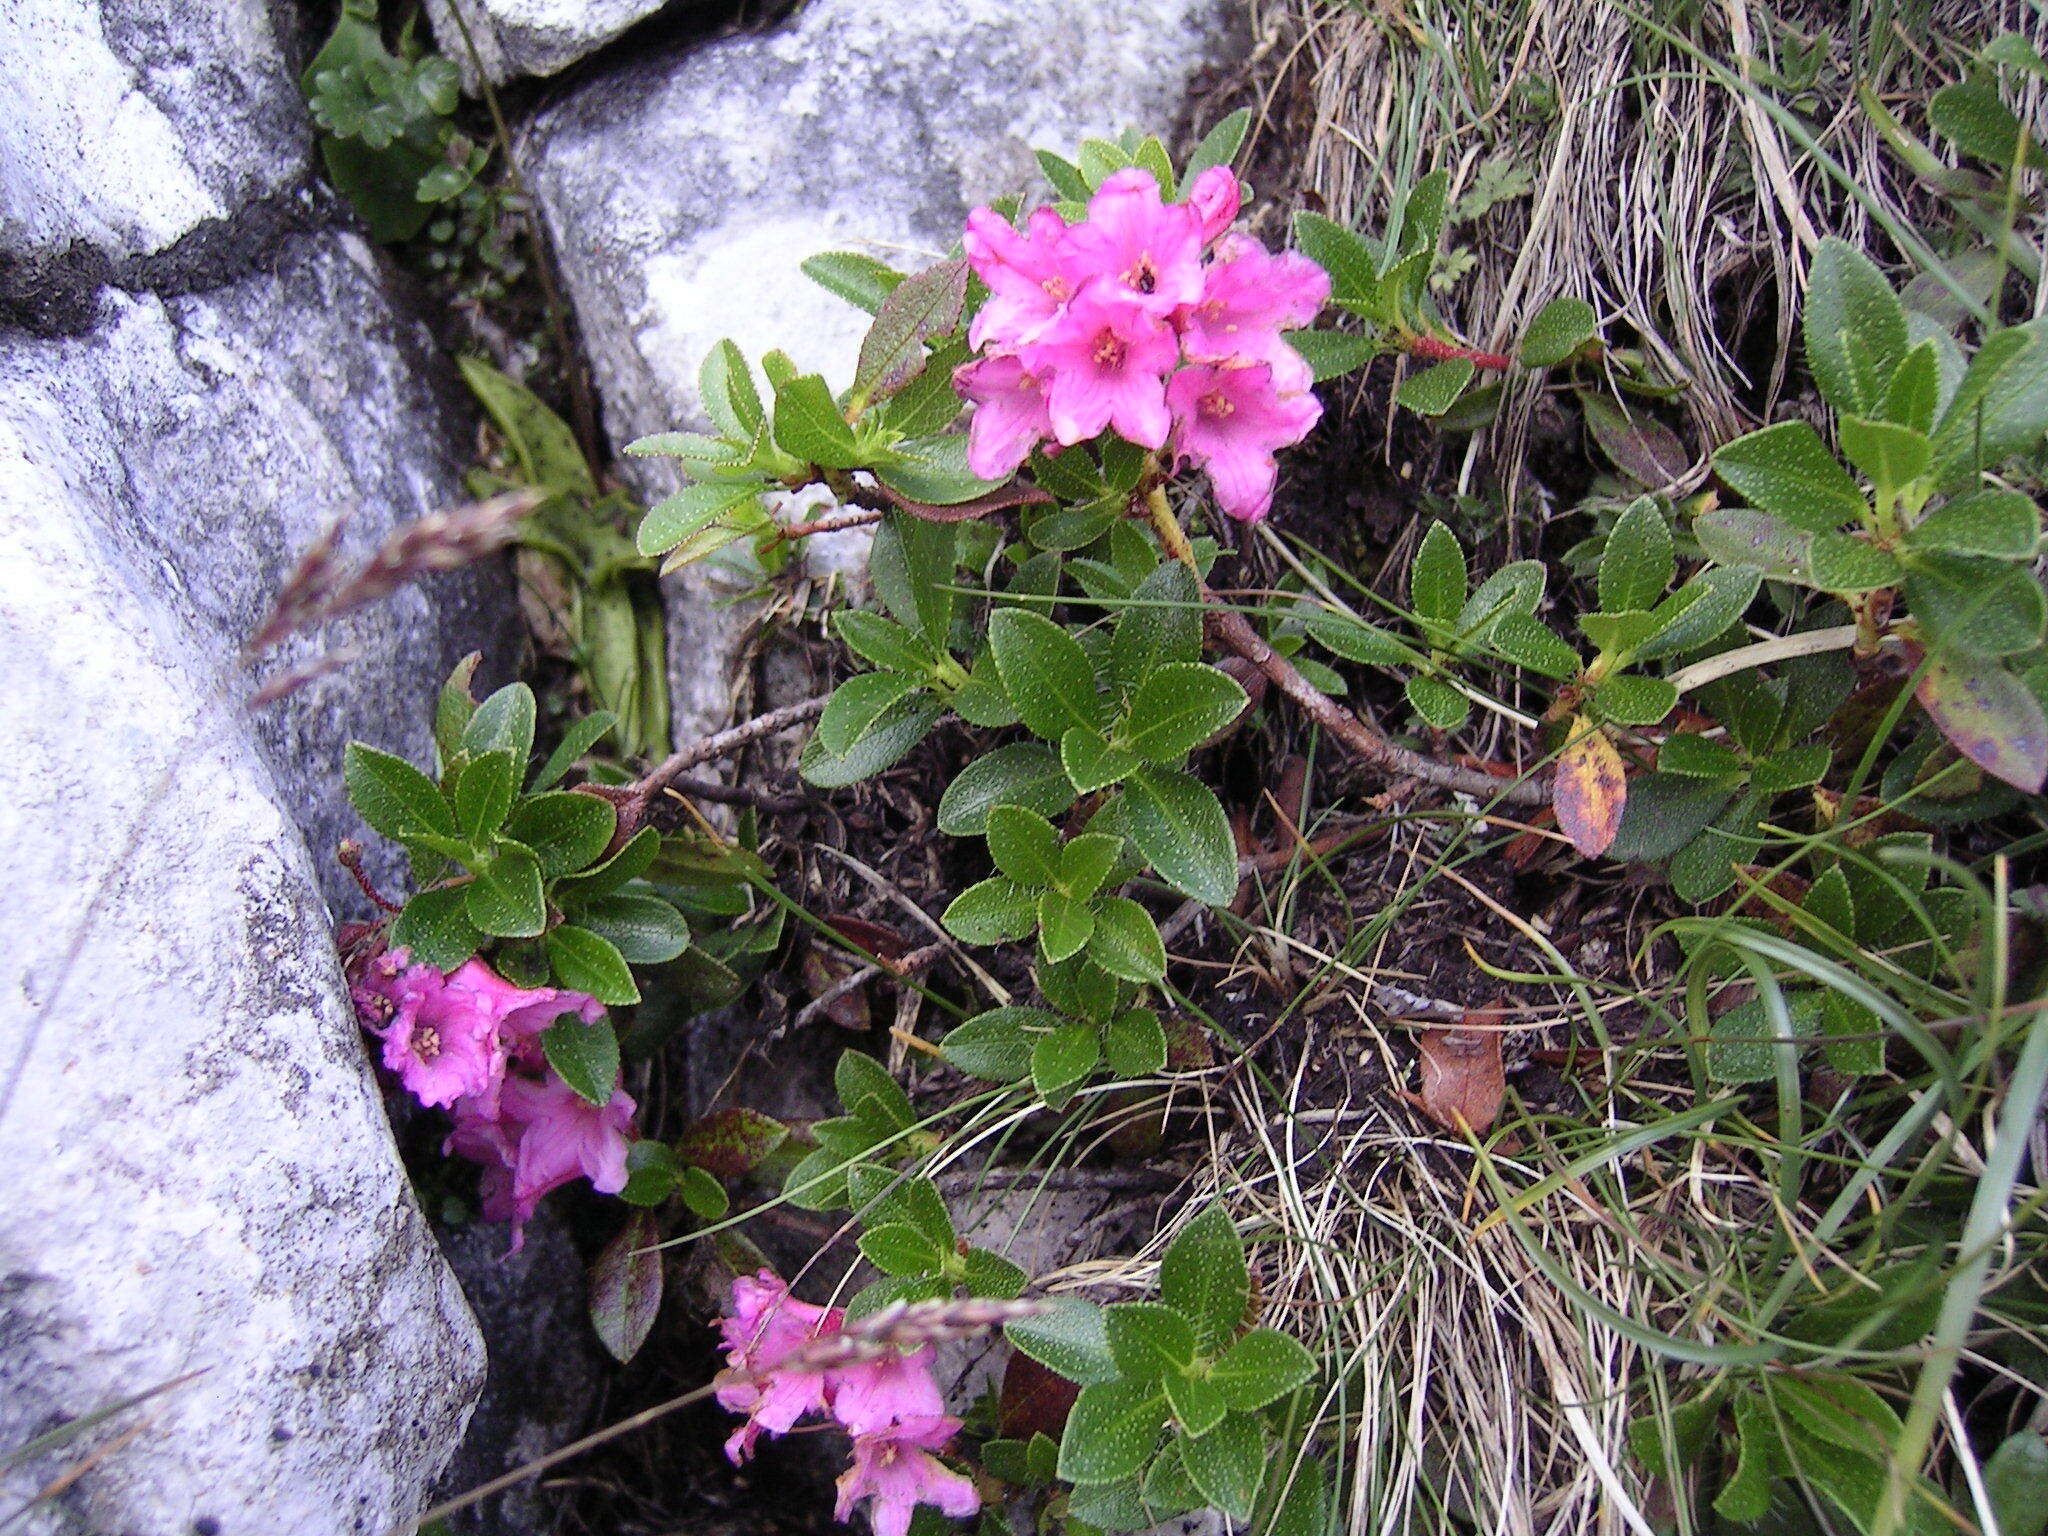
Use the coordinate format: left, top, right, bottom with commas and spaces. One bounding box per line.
964, 205, 1084, 351
498, 1071, 636, 1207
351, 951, 501, 1108
954, 353, 1056, 481
1064, 167, 1205, 316
1178, 233, 1331, 367
444, 957, 606, 1045
715, 1270, 845, 1462
828, 1345, 947, 1437
1185, 164, 1243, 245
1023, 287, 1179, 449
1167, 359, 1325, 522
834, 1416, 981, 1536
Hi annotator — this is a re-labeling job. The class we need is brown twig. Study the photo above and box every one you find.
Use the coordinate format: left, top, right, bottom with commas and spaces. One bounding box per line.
772, 506, 889, 543
652, 775, 809, 816
792, 940, 945, 1031
618, 696, 829, 835
1404, 333, 1516, 371
1141, 487, 1550, 806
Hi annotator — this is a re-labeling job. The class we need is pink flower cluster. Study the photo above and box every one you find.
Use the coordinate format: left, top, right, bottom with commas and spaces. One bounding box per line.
717, 1271, 978, 1536
351, 950, 635, 1249
955, 165, 1330, 522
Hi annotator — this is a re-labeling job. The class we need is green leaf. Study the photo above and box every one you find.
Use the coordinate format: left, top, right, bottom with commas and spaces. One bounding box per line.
462, 682, 537, 768
452, 751, 516, 839
541, 1013, 622, 1106
1058, 834, 1124, 901
1037, 891, 1095, 965
1307, 611, 1420, 668
1121, 768, 1238, 906
1905, 552, 2048, 657
1519, 295, 1598, 368
1103, 1008, 1167, 1077
961, 1247, 1028, 1299
1632, 566, 1762, 662
575, 892, 689, 965
678, 1164, 729, 1220
1805, 238, 1908, 414
389, 885, 482, 973
1808, 532, 1902, 593
1489, 614, 1581, 678
1110, 561, 1204, 691
589, 1212, 663, 1364
1906, 488, 2041, 559
1123, 663, 1248, 762
545, 924, 639, 1005
1162, 1371, 1229, 1437
1713, 420, 1867, 531
1914, 649, 2048, 793
772, 373, 865, 468
1985, 1432, 2048, 1536
1751, 740, 1833, 793
871, 433, 1003, 505
1694, 506, 1815, 583
1065, 1477, 1148, 1531
1406, 673, 1469, 731
673, 1106, 788, 1179
1931, 76, 2048, 170
797, 693, 943, 787
818, 671, 926, 756
1397, 357, 1475, 415
987, 804, 1063, 887
1035, 149, 1089, 201
1008, 1297, 1118, 1385
1212, 1327, 1314, 1411
698, 338, 765, 440
1160, 1206, 1248, 1356
1714, 1392, 1780, 1523
1931, 319, 2048, 490
1595, 673, 1677, 726
942, 876, 1041, 944
1411, 523, 1467, 627
1839, 415, 1931, 489
1183, 108, 1251, 180
859, 1221, 944, 1278
433, 654, 482, 767
1058, 1381, 1168, 1484
989, 607, 1105, 740
855, 258, 969, 399
937, 742, 1076, 836
617, 1139, 682, 1207
1457, 559, 1546, 635
1291, 212, 1379, 310
1087, 897, 1167, 984
1661, 734, 1744, 778
836, 1050, 915, 1132
941, 1008, 1050, 1083
1105, 1302, 1196, 1383
344, 742, 456, 843
635, 481, 765, 558
1598, 498, 1676, 614
1283, 328, 1378, 381
800, 251, 902, 314
869, 510, 956, 649
454, 357, 594, 497
504, 791, 616, 879
1706, 992, 1820, 1084
1181, 1412, 1265, 1524
531, 711, 617, 792
467, 843, 546, 937
1141, 1439, 1205, 1521
1880, 341, 1941, 433
833, 612, 937, 677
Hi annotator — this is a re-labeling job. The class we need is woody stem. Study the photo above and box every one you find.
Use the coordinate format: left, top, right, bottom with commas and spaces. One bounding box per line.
1140, 486, 1550, 806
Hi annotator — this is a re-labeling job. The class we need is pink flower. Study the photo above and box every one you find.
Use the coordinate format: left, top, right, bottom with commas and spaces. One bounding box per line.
1022, 287, 1179, 448
1168, 359, 1324, 522
1179, 233, 1330, 366
499, 1072, 636, 1205
834, 1417, 980, 1536
1186, 165, 1242, 245
352, 952, 500, 1108
829, 1346, 947, 1437
715, 1271, 845, 1462
444, 958, 605, 1045
954, 352, 1054, 480
964, 206, 1083, 350
1065, 168, 1204, 316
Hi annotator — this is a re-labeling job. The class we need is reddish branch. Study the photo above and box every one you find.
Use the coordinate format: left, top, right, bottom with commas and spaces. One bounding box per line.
1405, 333, 1515, 371
616, 696, 830, 836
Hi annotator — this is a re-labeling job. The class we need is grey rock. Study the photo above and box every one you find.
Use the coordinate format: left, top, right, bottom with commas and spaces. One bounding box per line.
424, 0, 684, 85
526, 0, 1244, 742
0, 0, 310, 262
0, 231, 521, 914
0, 370, 485, 1531
433, 1214, 605, 1536
0, 228, 533, 1531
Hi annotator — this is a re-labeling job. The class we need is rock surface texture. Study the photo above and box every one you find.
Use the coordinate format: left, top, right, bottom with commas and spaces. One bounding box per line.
0, 3, 529, 1530
425, 0, 682, 84
526, 0, 1245, 741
